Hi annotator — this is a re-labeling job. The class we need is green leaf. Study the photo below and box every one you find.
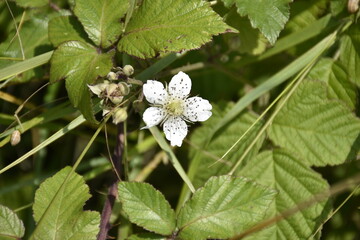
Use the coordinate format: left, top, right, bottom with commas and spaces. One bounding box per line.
118, 182, 176, 235
225, 10, 267, 55
0, 205, 24, 240
223, 0, 292, 44
50, 41, 113, 123
15, 0, 48, 8
189, 104, 264, 189
339, 22, 360, 87
118, 0, 233, 58
268, 80, 360, 166
74, 0, 128, 48
127, 233, 167, 240
177, 176, 276, 240
238, 150, 331, 240
32, 166, 100, 240
309, 58, 357, 110
48, 16, 90, 47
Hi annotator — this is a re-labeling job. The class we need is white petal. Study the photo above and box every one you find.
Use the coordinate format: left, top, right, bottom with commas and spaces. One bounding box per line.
168, 71, 191, 99
142, 107, 166, 128
163, 116, 188, 147
183, 97, 212, 122
143, 80, 168, 105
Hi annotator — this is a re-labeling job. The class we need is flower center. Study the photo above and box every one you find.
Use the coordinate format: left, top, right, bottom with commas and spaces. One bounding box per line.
165, 99, 184, 116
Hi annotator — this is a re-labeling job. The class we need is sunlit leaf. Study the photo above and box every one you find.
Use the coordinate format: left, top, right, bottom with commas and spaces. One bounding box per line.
177, 176, 276, 240
268, 80, 360, 166
127, 233, 166, 240
0, 205, 24, 240
222, 0, 292, 44
118, 181, 176, 235
118, 0, 233, 58
32, 166, 100, 240
15, 0, 47, 8
74, 0, 128, 48
50, 41, 113, 123
238, 150, 331, 240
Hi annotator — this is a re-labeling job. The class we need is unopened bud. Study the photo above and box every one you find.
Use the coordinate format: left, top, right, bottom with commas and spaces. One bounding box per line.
10, 130, 21, 146
118, 82, 131, 95
107, 71, 118, 81
123, 65, 134, 76
112, 108, 128, 124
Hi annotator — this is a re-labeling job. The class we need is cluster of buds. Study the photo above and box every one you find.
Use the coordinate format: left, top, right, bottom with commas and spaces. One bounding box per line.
88, 65, 135, 124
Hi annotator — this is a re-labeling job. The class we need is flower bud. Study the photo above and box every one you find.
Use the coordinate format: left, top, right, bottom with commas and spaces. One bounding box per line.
10, 130, 21, 146
118, 82, 131, 95
88, 82, 108, 96
122, 65, 134, 76
112, 108, 128, 124
107, 71, 118, 81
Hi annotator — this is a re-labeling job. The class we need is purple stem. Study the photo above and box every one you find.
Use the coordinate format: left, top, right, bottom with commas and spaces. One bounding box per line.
97, 123, 124, 240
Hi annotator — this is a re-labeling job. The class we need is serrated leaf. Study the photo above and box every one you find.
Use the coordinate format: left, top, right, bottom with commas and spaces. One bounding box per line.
48, 16, 90, 47
309, 58, 357, 110
74, 0, 128, 48
50, 41, 113, 123
268, 80, 360, 166
32, 166, 100, 240
118, 0, 233, 58
0, 205, 24, 240
127, 233, 167, 240
225, 10, 267, 55
238, 150, 331, 240
177, 176, 276, 240
0, 14, 52, 82
223, 0, 291, 44
189, 104, 264, 189
15, 0, 47, 8
339, 22, 360, 87
118, 182, 176, 235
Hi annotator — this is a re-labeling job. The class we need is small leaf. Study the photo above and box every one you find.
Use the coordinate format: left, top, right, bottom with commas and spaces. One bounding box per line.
15, 0, 47, 8
32, 166, 100, 240
223, 0, 292, 44
74, 0, 128, 48
50, 41, 113, 122
238, 150, 331, 240
127, 233, 167, 240
339, 22, 360, 87
189, 104, 264, 189
118, 0, 233, 58
177, 176, 276, 240
48, 16, 90, 47
118, 182, 176, 235
268, 80, 360, 166
0, 205, 24, 239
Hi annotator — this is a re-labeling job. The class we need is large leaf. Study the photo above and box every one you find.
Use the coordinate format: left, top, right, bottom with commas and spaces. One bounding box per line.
0, 205, 24, 240
308, 58, 357, 110
15, 0, 47, 8
32, 166, 100, 240
238, 150, 331, 240
127, 233, 166, 240
50, 41, 113, 123
177, 176, 276, 240
189, 104, 264, 189
268, 80, 360, 166
339, 22, 360, 87
74, 0, 128, 48
48, 16, 90, 47
117, 0, 233, 58
222, 0, 292, 44
118, 182, 176, 235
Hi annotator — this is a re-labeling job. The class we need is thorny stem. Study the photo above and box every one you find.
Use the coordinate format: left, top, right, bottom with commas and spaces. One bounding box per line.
97, 123, 124, 240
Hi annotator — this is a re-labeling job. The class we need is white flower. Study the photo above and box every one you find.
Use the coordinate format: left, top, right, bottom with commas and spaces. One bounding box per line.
142, 71, 212, 147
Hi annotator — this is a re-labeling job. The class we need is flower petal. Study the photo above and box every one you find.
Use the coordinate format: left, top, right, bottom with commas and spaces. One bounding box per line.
142, 107, 166, 128
163, 116, 188, 147
183, 97, 212, 122
143, 80, 168, 105
168, 71, 191, 99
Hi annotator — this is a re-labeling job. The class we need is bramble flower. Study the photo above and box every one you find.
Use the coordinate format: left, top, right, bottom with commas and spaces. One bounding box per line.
142, 71, 212, 147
